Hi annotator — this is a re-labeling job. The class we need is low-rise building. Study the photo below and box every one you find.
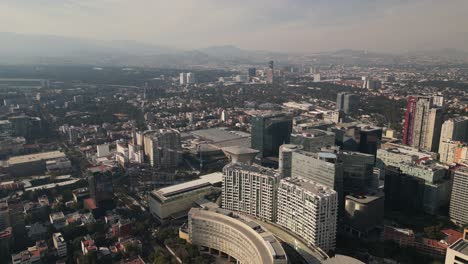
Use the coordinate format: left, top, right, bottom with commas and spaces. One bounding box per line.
53, 232, 67, 258
149, 172, 222, 222
183, 207, 287, 264
344, 191, 384, 238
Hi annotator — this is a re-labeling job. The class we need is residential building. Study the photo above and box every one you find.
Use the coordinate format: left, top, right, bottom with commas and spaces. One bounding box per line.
277, 177, 338, 253
222, 163, 280, 222
143, 129, 182, 168
450, 167, 468, 226
336, 93, 359, 114
439, 140, 468, 164
440, 117, 468, 146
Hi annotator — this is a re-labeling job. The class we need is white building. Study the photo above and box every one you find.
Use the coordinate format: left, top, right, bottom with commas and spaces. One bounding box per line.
445, 229, 468, 264
222, 163, 280, 222
53, 232, 67, 258
184, 207, 287, 264
449, 167, 468, 226
440, 117, 468, 147
179, 73, 186, 85
143, 129, 182, 168
277, 177, 338, 253
149, 172, 222, 222
96, 144, 110, 158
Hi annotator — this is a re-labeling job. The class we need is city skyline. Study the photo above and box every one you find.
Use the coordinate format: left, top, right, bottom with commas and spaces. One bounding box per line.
1, 0, 468, 53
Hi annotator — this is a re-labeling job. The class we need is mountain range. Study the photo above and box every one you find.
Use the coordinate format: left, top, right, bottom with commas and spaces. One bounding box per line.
1, 32, 467, 67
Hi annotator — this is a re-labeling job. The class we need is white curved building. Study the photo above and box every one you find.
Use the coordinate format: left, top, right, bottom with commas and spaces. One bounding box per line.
185, 207, 287, 264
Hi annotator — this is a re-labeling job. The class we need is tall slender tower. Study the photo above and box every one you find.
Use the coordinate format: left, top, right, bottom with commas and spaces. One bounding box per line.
266, 61, 274, 84
403, 96, 417, 145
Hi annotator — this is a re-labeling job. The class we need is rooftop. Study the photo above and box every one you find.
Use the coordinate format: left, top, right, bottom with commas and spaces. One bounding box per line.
281, 177, 336, 197
346, 191, 385, 204
190, 128, 250, 143
224, 163, 280, 178
7, 151, 65, 165
450, 230, 468, 256
152, 172, 222, 201
189, 207, 286, 262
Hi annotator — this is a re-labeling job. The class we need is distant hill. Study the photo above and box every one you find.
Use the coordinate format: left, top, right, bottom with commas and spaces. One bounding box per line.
0, 32, 467, 67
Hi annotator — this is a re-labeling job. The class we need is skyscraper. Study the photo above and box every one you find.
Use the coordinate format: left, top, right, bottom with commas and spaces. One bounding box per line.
277, 177, 338, 253
222, 162, 280, 222
88, 171, 114, 208
251, 112, 293, 160
449, 167, 468, 226
247, 67, 256, 80
359, 126, 383, 157
339, 151, 376, 193
336, 93, 359, 114
290, 151, 344, 211
411, 96, 432, 149
384, 166, 425, 213
266, 61, 274, 84
440, 117, 468, 146
404, 96, 444, 151
179, 73, 186, 85
403, 96, 418, 145
423, 107, 443, 152
143, 129, 182, 168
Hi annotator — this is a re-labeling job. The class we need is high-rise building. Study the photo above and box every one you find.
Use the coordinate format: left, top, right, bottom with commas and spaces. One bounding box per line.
439, 140, 467, 164
423, 107, 443, 152
88, 171, 114, 208
179, 73, 186, 85
403, 96, 418, 145
384, 166, 425, 213
336, 93, 359, 114
404, 96, 444, 151
266, 61, 274, 84
222, 162, 280, 222
186, 72, 196, 84
277, 177, 338, 253
290, 150, 344, 211
440, 117, 468, 146
449, 167, 468, 226
362, 79, 382, 90
314, 73, 321, 82
291, 130, 336, 153
248, 68, 256, 80
143, 129, 182, 168
432, 95, 444, 107
278, 144, 302, 178
358, 126, 383, 158
411, 96, 433, 149
339, 151, 375, 193
251, 112, 293, 160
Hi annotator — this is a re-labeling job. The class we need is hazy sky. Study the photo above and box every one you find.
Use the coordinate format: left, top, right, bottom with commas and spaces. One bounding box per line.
1, 0, 467, 52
